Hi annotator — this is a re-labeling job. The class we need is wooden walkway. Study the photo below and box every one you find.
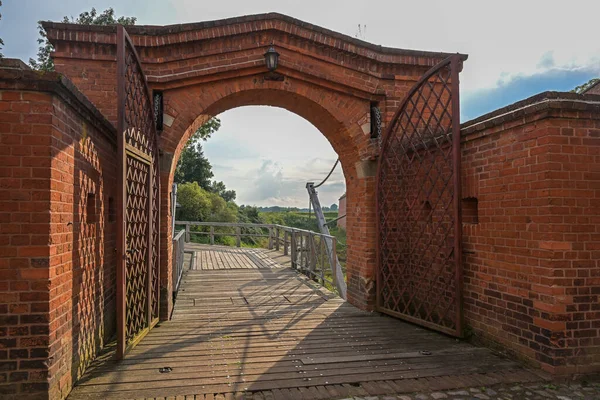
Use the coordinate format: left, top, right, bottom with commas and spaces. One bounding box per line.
68, 245, 542, 400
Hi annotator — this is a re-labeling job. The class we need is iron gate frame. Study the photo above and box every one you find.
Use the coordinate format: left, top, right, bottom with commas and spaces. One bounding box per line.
375, 54, 464, 337
116, 25, 161, 359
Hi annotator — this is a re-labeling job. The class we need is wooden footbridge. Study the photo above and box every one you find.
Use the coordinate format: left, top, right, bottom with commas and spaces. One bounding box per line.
67, 224, 541, 400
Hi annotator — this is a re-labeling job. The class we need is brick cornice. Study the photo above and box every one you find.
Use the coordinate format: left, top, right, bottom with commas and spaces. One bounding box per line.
42, 13, 467, 66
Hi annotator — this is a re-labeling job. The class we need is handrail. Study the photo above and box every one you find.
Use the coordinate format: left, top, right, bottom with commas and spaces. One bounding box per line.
174, 221, 347, 299
171, 229, 186, 296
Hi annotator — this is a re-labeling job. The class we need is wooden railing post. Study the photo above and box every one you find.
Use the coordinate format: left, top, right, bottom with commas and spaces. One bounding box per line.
331, 236, 338, 292
283, 230, 289, 255
309, 232, 317, 279
236, 226, 241, 247
185, 224, 190, 243
268, 227, 273, 250
210, 226, 214, 246
275, 227, 280, 251
290, 230, 296, 269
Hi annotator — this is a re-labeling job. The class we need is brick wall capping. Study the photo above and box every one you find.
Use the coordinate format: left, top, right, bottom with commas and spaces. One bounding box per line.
41, 13, 468, 67
0, 58, 117, 144
461, 91, 600, 138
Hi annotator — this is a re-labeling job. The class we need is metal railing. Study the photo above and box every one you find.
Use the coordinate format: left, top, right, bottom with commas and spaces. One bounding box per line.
171, 229, 186, 295
175, 221, 347, 299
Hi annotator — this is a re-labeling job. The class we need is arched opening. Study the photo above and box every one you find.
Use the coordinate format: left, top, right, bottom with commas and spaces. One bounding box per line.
159, 86, 374, 315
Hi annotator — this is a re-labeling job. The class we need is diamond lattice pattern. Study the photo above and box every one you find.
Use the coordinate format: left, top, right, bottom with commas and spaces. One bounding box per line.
125, 156, 149, 341
122, 36, 160, 341
377, 61, 459, 333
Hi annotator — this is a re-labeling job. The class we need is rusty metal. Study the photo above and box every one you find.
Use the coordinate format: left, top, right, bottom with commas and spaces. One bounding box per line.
376, 55, 463, 337
116, 25, 161, 358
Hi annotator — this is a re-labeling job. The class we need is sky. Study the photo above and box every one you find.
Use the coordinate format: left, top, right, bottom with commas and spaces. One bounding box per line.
1, 0, 599, 207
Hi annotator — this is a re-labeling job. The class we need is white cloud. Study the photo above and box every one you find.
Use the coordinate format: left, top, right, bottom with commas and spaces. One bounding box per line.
5, 0, 599, 207
203, 107, 346, 207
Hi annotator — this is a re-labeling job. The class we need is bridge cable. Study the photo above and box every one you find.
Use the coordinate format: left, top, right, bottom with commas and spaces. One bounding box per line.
313, 158, 339, 189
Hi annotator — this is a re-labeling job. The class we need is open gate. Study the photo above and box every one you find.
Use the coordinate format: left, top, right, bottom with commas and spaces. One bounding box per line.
376, 55, 463, 337
116, 26, 161, 358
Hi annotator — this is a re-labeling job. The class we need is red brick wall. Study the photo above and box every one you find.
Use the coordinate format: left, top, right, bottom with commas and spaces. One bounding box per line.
460, 93, 600, 375
47, 95, 118, 399
0, 89, 53, 399
0, 64, 118, 399
337, 195, 346, 229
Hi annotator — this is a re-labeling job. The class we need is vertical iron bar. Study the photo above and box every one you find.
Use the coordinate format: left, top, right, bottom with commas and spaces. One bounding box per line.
236, 227, 241, 247
155, 162, 160, 322
451, 55, 464, 337
147, 160, 153, 330
115, 25, 127, 360
210, 226, 214, 246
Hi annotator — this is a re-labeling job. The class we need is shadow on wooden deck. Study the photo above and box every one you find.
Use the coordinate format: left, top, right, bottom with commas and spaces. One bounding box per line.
67, 246, 543, 400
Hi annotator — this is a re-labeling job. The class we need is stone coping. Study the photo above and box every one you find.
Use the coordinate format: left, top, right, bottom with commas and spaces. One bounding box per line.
461, 91, 600, 137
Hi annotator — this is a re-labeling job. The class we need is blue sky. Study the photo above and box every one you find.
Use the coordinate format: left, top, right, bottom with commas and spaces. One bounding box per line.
1, 0, 599, 206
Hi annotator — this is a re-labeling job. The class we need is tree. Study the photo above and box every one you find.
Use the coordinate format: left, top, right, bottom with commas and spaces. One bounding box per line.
572, 78, 600, 94
174, 144, 214, 190
30, 7, 136, 71
210, 180, 236, 202
176, 182, 211, 222
174, 118, 221, 189
330, 203, 338, 211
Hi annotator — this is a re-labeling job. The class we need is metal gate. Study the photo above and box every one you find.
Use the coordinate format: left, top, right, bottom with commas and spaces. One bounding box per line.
116, 26, 160, 358
376, 55, 463, 337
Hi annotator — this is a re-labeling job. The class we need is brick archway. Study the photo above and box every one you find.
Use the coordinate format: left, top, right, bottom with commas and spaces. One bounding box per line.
160, 83, 372, 315
43, 13, 459, 316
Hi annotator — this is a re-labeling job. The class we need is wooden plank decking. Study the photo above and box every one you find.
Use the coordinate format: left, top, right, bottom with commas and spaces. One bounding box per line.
68, 244, 542, 400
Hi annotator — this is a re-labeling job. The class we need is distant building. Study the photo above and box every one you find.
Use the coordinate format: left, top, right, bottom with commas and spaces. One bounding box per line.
338, 193, 347, 230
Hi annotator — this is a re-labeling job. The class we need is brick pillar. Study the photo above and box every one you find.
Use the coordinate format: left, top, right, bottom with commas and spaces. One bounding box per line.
158, 154, 174, 320
345, 159, 378, 310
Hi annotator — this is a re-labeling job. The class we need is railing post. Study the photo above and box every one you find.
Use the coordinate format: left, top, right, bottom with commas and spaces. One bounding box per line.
283, 230, 289, 256
290, 230, 296, 269
210, 226, 214, 246
185, 224, 190, 243
268, 226, 273, 250
236, 226, 241, 247
275, 227, 280, 251
319, 238, 325, 285
309, 232, 317, 280
331, 236, 338, 292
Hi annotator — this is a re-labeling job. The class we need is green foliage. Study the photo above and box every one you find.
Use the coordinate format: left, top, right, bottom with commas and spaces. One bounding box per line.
174, 144, 214, 190
176, 182, 237, 223
330, 203, 338, 211
572, 78, 600, 94
174, 117, 236, 203
176, 182, 212, 222
210, 180, 236, 202
30, 7, 136, 71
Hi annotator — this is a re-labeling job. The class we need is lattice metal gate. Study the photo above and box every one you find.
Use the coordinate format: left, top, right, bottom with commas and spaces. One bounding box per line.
116, 26, 161, 358
376, 55, 463, 337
